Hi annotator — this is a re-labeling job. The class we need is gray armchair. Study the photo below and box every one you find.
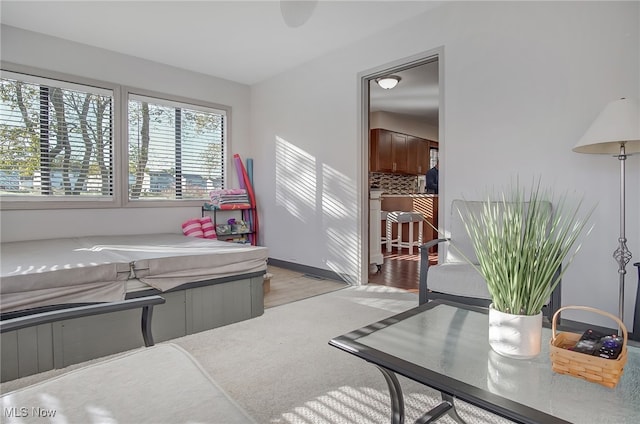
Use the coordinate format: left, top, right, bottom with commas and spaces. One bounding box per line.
419, 199, 562, 320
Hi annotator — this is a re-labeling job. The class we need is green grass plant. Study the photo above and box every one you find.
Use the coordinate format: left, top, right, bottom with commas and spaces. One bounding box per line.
457, 179, 594, 316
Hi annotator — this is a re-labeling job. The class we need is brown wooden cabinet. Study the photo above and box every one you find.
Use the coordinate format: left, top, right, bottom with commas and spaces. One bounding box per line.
419, 139, 431, 174
370, 128, 394, 173
390, 131, 408, 173
406, 136, 418, 175
370, 128, 433, 175
407, 136, 430, 175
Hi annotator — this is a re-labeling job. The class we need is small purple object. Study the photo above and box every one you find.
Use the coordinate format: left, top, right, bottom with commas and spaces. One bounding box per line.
227, 218, 236, 225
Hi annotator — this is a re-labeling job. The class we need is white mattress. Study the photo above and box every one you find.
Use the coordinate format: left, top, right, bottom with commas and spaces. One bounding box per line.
1, 234, 268, 313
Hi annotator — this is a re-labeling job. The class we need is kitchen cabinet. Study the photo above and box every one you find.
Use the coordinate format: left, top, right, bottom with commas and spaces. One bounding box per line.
408, 136, 430, 175
370, 128, 406, 173
370, 128, 394, 173
390, 131, 408, 173
370, 128, 433, 175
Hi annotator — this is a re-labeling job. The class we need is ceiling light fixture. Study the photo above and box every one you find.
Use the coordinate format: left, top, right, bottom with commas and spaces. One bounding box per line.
376, 76, 401, 90
280, 0, 318, 28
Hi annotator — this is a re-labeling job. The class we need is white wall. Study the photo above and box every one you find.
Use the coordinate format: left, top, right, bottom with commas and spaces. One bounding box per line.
0, 25, 252, 242
251, 1, 639, 325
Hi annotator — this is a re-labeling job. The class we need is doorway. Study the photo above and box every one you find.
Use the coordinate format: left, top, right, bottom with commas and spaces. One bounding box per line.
361, 51, 442, 291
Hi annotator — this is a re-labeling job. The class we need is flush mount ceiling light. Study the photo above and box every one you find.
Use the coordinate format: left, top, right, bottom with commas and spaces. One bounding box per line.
280, 0, 318, 28
376, 76, 401, 90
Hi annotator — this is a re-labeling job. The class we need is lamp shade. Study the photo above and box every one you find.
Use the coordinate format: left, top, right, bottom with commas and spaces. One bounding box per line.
376, 76, 400, 90
573, 98, 640, 154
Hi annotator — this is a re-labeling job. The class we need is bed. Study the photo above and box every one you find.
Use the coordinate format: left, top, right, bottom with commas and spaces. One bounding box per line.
1, 234, 268, 382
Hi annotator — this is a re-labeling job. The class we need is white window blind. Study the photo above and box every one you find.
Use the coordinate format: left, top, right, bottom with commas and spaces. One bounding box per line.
0, 71, 114, 200
127, 94, 225, 201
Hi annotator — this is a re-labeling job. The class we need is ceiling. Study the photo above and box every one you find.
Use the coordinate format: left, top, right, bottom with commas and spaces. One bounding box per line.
1, 0, 442, 122
369, 60, 439, 126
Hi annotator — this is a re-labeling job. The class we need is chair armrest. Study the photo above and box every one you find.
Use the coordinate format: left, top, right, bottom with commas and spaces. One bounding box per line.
0, 295, 166, 347
419, 238, 449, 251
418, 239, 449, 305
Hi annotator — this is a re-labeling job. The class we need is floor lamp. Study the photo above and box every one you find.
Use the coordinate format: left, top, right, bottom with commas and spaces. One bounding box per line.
573, 98, 640, 328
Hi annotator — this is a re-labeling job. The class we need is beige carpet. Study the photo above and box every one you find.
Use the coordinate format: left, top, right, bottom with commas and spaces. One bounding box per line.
173, 285, 514, 424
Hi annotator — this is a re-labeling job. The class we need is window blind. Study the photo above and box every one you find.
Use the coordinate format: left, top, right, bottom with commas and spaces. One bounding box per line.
0, 71, 114, 199
127, 94, 225, 201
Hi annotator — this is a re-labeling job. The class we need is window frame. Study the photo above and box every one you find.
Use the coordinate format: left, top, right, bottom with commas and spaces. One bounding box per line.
0, 62, 121, 210
0, 62, 231, 210
122, 87, 230, 208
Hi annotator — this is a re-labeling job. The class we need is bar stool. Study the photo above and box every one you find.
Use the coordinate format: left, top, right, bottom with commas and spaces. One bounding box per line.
386, 211, 424, 255
381, 210, 389, 245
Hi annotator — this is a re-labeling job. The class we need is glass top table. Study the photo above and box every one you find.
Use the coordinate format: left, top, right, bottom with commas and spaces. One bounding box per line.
329, 300, 640, 424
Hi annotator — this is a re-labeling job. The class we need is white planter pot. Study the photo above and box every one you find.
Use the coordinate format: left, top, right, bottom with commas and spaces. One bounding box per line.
488, 304, 542, 359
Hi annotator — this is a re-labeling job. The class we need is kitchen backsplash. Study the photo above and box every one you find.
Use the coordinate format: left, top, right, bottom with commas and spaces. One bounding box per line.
370, 172, 418, 194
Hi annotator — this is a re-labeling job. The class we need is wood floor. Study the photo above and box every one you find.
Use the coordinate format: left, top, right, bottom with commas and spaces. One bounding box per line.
264, 266, 348, 308
367, 247, 437, 293
264, 247, 437, 308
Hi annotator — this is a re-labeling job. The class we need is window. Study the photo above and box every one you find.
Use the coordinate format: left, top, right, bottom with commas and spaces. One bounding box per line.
0, 71, 114, 201
0, 66, 230, 209
127, 94, 225, 201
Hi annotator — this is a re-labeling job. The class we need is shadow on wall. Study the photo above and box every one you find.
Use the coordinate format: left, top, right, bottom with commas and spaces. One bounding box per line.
274, 135, 358, 284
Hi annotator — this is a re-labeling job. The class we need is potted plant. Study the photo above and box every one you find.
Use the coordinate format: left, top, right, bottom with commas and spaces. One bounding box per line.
456, 179, 594, 359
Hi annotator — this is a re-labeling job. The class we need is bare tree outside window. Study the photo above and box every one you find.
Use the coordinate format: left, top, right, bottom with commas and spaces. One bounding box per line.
0, 75, 113, 198
127, 95, 225, 201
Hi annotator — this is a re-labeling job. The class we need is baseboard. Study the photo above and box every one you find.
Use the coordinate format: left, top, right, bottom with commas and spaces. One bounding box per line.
267, 258, 350, 284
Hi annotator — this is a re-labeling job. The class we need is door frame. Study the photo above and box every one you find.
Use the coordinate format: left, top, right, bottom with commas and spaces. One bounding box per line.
358, 47, 444, 286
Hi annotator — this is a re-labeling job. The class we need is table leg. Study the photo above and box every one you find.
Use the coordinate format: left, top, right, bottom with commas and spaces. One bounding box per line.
440, 393, 468, 424
414, 393, 468, 424
376, 366, 405, 424
414, 400, 452, 424
375, 366, 468, 424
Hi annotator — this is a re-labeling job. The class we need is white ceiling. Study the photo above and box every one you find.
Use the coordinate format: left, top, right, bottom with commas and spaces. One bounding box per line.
1, 0, 442, 122
369, 60, 439, 125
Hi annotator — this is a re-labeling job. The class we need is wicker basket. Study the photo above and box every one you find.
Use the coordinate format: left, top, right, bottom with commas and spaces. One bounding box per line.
549, 305, 627, 388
